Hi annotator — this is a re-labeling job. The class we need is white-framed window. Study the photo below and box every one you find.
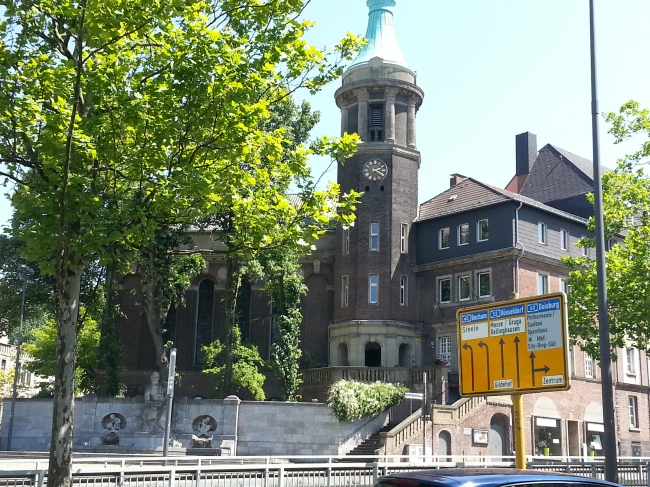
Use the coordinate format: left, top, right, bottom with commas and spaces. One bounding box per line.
477, 271, 491, 298
560, 279, 569, 294
439, 227, 450, 249
538, 222, 547, 244
342, 227, 350, 255
560, 229, 569, 251
477, 219, 489, 242
458, 223, 469, 246
400, 223, 408, 254
458, 275, 471, 301
585, 353, 594, 378
400, 276, 408, 306
438, 277, 451, 303
438, 336, 452, 362
581, 237, 589, 257
341, 276, 349, 307
626, 348, 637, 375
629, 396, 639, 428
370, 222, 379, 251
369, 274, 379, 304
537, 273, 549, 295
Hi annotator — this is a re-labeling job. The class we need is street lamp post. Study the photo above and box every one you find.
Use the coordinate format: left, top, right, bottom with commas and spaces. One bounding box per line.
6, 264, 34, 451
162, 348, 177, 460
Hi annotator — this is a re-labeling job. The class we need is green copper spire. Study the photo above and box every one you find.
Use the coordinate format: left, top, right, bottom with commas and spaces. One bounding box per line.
346, 0, 410, 72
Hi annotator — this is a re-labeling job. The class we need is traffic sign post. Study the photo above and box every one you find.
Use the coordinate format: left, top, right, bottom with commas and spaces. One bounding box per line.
457, 293, 570, 470
457, 293, 570, 397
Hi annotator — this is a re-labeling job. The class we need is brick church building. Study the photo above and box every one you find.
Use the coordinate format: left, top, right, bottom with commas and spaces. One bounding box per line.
117, 0, 650, 457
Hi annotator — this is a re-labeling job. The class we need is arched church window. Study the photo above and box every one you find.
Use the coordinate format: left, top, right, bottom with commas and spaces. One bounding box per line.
194, 279, 214, 366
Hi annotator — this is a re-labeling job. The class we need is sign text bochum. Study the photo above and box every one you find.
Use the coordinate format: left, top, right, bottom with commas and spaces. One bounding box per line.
457, 293, 570, 397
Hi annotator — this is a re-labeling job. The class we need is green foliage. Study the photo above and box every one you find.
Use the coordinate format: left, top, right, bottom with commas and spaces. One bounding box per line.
24, 313, 100, 396
563, 101, 650, 360
202, 327, 266, 400
327, 380, 408, 422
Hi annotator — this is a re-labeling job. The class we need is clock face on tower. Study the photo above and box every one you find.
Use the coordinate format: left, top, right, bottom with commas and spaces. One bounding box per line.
363, 159, 388, 181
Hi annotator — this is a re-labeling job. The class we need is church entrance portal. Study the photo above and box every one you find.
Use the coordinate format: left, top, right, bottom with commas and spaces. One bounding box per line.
365, 342, 381, 367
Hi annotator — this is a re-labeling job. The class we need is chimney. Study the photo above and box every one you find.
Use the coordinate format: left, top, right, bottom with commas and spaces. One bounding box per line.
516, 132, 537, 176
449, 173, 467, 188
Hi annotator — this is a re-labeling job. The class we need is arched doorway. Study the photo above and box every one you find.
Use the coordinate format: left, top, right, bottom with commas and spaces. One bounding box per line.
489, 414, 508, 458
398, 343, 411, 367
438, 431, 451, 460
337, 343, 349, 366
365, 342, 381, 367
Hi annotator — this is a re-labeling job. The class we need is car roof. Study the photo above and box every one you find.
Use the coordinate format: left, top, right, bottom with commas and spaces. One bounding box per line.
378, 468, 622, 487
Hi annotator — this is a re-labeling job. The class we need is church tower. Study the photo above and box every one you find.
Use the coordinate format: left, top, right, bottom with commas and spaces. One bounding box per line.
331, 0, 424, 368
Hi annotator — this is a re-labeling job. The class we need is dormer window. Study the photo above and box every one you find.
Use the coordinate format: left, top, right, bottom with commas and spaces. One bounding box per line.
369, 104, 383, 141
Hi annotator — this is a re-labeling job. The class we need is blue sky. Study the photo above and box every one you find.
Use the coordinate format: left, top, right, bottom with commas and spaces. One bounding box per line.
301, 0, 650, 203
1, 1, 648, 226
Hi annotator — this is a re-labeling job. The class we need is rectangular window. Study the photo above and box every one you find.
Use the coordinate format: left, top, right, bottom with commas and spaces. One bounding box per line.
560, 279, 569, 294
585, 353, 594, 378
370, 222, 379, 251
342, 227, 350, 255
629, 396, 639, 428
537, 273, 548, 295
560, 229, 569, 250
400, 223, 408, 254
626, 348, 637, 375
369, 274, 379, 304
400, 276, 408, 306
458, 275, 471, 301
581, 237, 589, 257
458, 223, 469, 246
538, 222, 547, 244
0, 359, 5, 370
477, 219, 489, 242
369, 104, 383, 141
438, 336, 452, 362
439, 227, 450, 249
438, 277, 451, 303
341, 276, 349, 307
478, 271, 491, 298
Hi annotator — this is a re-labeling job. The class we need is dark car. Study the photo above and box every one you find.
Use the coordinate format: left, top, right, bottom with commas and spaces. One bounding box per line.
375, 469, 623, 487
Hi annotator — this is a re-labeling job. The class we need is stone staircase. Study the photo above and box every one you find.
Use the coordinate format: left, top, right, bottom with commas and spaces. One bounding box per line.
364, 396, 490, 456
345, 421, 400, 458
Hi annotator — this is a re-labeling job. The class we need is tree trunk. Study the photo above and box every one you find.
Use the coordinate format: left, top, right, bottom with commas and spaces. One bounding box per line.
145, 249, 168, 376
47, 267, 82, 487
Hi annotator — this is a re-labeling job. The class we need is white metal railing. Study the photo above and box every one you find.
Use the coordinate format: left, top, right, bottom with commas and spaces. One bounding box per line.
3, 457, 650, 487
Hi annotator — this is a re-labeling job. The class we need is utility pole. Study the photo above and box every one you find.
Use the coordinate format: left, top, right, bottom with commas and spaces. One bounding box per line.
588, 1, 618, 482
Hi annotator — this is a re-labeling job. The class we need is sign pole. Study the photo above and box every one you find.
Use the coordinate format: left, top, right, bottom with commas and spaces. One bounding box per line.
422, 372, 427, 462
513, 393, 526, 469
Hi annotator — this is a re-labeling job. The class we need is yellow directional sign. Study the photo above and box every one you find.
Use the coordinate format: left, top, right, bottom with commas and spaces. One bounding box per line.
457, 293, 570, 397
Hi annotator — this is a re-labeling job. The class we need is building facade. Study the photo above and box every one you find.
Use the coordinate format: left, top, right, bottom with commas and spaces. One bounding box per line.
114, 0, 650, 457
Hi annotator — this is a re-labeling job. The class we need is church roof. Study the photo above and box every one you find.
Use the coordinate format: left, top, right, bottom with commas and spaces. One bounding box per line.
417, 177, 587, 224
346, 0, 410, 73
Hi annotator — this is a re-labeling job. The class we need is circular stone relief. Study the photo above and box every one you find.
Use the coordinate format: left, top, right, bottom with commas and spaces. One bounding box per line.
193, 415, 217, 434
217, 267, 227, 281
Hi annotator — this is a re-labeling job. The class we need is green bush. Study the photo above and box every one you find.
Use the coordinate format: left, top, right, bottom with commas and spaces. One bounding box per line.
327, 380, 408, 422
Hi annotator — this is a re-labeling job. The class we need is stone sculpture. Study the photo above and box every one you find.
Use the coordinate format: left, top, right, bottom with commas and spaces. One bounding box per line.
142, 371, 167, 433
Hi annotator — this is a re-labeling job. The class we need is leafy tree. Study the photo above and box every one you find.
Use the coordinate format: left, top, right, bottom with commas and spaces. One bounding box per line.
258, 249, 306, 401
0, 368, 31, 402
202, 326, 266, 400
328, 380, 408, 422
23, 313, 100, 396
135, 227, 204, 375
564, 101, 650, 360
0, 0, 361, 483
